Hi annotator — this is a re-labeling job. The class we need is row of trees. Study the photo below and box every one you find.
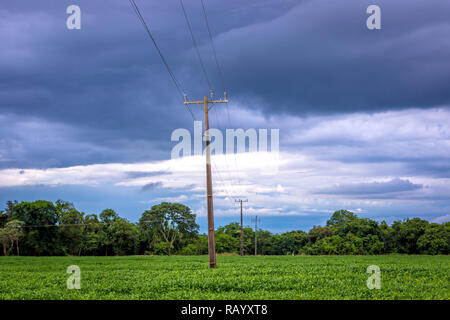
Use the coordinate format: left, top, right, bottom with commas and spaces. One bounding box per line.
0, 201, 199, 256
0, 201, 448, 256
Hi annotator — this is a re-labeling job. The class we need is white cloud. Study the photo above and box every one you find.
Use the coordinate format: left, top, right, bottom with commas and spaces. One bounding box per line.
153, 195, 188, 203
1, 108, 449, 218
431, 214, 450, 223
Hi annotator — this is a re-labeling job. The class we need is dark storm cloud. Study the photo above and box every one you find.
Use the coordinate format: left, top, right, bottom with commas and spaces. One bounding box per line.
403, 161, 450, 179
125, 170, 171, 179
318, 178, 422, 196
0, 0, 298, 168
217, 0, 450, 114
141, 181, 163, 191
0, 0, 449, 169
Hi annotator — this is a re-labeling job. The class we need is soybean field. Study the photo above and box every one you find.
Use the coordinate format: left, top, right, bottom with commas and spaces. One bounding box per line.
0, 255, 448, 300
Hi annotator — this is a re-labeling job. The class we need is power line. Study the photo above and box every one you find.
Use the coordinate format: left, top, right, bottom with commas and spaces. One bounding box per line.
199, 0, 244, 195
18, 220, 164, 228
185, 104, 196, 121
211, 100, 244, 197
129, 0, 184, 96
128, 0, 196, 121
211, 156, 234, 201
200, 0, 226, 92
180, 0, 236, 175
180, 0, 212, 90
211, 105, 239, 198
180, 0, 243, 199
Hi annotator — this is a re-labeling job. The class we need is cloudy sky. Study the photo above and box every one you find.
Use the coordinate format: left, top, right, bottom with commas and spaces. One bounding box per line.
1, 0, 449, 233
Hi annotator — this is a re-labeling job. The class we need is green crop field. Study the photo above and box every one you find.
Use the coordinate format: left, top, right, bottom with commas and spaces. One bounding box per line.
0, 255, 448, 300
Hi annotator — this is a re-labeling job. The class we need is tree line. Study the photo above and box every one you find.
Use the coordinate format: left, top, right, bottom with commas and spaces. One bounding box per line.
0, 200, 448, 256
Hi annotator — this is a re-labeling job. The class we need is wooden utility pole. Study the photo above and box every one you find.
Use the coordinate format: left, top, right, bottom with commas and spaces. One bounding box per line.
235, 199, 248, 256
184, 91, 228, 268
251, 215, 260, 255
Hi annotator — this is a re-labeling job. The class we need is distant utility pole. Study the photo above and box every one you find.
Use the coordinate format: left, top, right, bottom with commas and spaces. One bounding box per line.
251, 216, 261, 256
184, 90, 228, 269
235, 199, 248, 256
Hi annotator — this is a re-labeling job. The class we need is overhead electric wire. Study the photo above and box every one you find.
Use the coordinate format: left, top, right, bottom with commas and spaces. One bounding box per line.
129, 0, 184, 96
179, 0, 240, 199
129, 0, 243, 202
211, 157, 234, 201
212, 105, 239, 199
128, 0, 196, 120
180, 0, 212, 90
200, 0, 226, 92
200, 0, 244, 195
18, 220, 164, 228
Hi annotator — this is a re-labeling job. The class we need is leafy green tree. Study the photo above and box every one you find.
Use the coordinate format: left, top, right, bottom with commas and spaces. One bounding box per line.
10, 200, 59, 255
5, 220, 24, 255
417, 223, 449, 254
177, 234, 208, 255
363, 235, 384, 254
216, 222, 241, 237
257, 229, 274, 255
80, 214, 100, 255
1, 200, 448, 256
4, 201, 18, 218
177, 243, 201, 255
340, 233, 364, 255
327, 210, 381, 238
379, 220, 395, 253
150, 240, 170, 255
0, 210, 7, 228
97, 209, 137, 255
0, 220, 25, 256
56, 200, 85, 255
215, 223, 241, 253
310, 235, 342, 255
327, 210, 358, 227
99, 209, 119, 256
391, 218, 429, 254
303, 211, 386, 255
241, 226, 256, 255
307, 225, 333, 244
110, 218, 137, 255
100, 209, 118, 224
0, 228, 9, 256
276, 230, 307, 255
214, 222, 258, 254
215, 232, 238, 253
140, 203, 199, 255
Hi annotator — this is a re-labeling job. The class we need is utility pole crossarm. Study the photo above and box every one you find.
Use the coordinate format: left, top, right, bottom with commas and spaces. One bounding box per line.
184, 99, 228, 105
184, 90, 228, 105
